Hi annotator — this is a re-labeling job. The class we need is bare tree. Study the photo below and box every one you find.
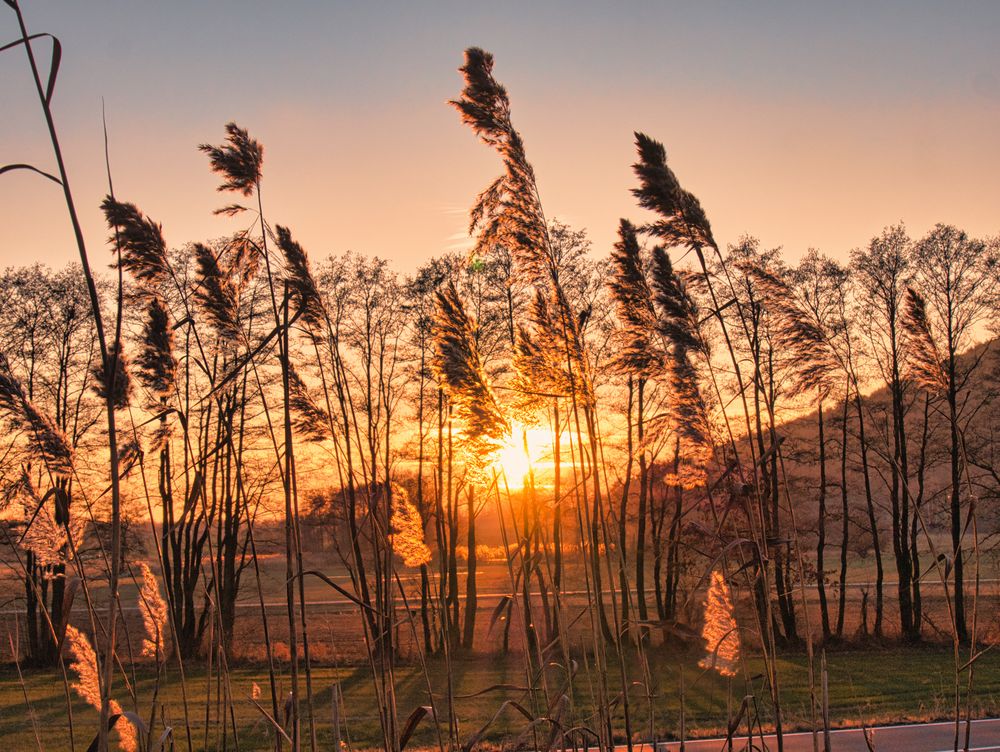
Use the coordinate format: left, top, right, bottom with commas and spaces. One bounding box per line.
905, 224, 998, 643
0, 265, 97, 665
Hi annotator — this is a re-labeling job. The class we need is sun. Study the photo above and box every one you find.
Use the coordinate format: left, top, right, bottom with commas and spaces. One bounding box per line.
495, 423, 551, 488
496, 438, 532, 487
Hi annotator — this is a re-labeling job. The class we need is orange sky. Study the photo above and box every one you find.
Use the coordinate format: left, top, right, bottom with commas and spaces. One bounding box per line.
2, 2, 999, 276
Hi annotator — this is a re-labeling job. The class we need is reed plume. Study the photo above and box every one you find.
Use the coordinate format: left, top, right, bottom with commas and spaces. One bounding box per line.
608, 219, 660, 376
65, 625, 103, 716
5, 471, 72, 566
1, 468, 38, 514
199, 122, 263, 197
193, 242, 240, 341
667, 348, 713, 458
92, 339, 132, 410
698, 570, 740, 678
452, 47, 594, 410
741, 263, 841, 397
226, 233, 262, 294
116, 438, 143, 480
632, 132, 716, 251
276, 224, 327, 331
433, 281, 510, 477
389, 483, 432, 567
135, 296, 176, 402
631, 132, 739, 484
902, 286, 948, 392
511, 328, 554, 422
0, 353, 74, 477
19, 494, 72, 569
287, 365, 330, 442
511, 289, 571, 420
137, 561, 169, 661
100, 197, 170, 291
450, 48, 549, 285
650, 247, 711, 453
64, 625, 138, 752
650, 246, 707, 358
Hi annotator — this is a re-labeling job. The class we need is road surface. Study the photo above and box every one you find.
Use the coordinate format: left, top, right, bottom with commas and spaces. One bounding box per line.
655, 718, 1000, 751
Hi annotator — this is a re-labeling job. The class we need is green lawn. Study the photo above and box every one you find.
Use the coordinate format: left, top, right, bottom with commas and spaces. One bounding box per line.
2, 646, 999, 751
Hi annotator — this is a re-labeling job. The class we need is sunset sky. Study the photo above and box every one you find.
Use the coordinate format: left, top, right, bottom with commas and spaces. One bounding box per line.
2, 1, 999, 274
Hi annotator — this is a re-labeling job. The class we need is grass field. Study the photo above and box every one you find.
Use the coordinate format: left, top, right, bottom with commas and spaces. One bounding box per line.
7, 549, 999, 663
2, 645, 999, 751
4, 550, 1000, 750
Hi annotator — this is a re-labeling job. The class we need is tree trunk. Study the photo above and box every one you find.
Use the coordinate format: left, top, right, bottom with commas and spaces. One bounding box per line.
890, 356, 916, 641
948, 382, 967, 643
463, 488, 477, 650
420, 564, 433, 654
836, 393, 850, 640
618, 378, 634, 634
447, 406, 459, 647
552, 400, 562, 638
636, 378, 649, 632
854, 393, 884, 639
816, 401, 830, 641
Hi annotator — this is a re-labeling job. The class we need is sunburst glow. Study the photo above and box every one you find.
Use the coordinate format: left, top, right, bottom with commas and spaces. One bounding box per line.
495, 423, 552, 489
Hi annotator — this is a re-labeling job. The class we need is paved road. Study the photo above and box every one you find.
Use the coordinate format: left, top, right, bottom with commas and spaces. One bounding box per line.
655, 718, 1000, 751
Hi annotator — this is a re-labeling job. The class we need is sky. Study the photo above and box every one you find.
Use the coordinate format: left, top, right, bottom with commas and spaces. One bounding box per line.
2, 1, 999, 275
